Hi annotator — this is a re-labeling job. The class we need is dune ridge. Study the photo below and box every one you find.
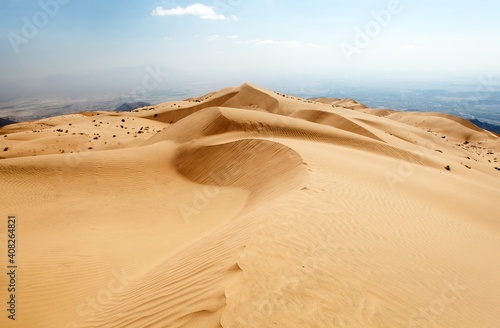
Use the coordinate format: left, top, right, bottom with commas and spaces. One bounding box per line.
0, 83, 499, 327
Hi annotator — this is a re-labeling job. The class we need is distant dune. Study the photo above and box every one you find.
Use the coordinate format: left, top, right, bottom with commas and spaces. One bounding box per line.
1, 83, 499, 327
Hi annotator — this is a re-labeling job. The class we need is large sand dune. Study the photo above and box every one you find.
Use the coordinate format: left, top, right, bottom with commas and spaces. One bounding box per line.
1, 83, 499, 327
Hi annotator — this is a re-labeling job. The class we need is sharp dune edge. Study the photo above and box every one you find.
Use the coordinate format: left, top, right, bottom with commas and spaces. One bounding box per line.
0, 83, 499, 328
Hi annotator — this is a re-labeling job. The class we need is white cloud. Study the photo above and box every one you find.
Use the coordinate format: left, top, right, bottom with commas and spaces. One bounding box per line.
226, 35, 240, 40
151, 3, 230, 20
236, 39, 320, 47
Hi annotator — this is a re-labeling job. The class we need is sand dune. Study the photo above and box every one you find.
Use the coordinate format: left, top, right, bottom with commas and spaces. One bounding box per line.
290, 109, 383, 141
0, 83, 499, 327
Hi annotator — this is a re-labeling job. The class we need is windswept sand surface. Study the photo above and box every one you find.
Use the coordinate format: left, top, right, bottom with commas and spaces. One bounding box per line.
1, 83, 499, 327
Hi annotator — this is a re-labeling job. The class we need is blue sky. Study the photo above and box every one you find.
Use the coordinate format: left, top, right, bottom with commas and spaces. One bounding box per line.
1, 0, 500, 97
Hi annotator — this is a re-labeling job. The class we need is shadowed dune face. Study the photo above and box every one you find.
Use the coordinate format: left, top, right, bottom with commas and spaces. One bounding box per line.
175, 139, 307, 205
0, 82, 499, 328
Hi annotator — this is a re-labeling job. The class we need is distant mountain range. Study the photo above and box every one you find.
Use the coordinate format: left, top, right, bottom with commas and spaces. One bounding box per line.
115, 102, 151, 112
0, 117, 16, 127
469, 119, 500, 134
